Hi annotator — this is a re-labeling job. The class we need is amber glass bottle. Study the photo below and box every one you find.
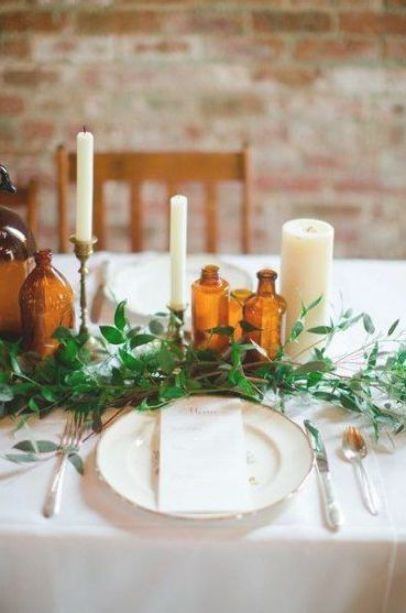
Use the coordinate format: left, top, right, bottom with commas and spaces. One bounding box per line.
243, 269, 286, 360
192, 265, 230, 351
0, 206, 36, 339
229, 289, 253, 341
19, 250, 75, 357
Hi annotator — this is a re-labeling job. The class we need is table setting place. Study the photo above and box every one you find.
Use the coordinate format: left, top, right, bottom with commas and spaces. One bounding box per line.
0, 133, 405, 613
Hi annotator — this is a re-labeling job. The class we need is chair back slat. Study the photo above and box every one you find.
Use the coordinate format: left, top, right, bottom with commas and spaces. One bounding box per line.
56, 148, 253, 253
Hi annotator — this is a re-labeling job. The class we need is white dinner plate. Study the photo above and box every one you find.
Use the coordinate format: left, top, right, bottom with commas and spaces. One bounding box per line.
96, 396, 314, 519
104, 254, 252, 322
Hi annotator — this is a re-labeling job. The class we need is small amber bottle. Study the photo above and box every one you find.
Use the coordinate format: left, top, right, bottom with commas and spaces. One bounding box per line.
243, 269, 286, 360
192, 265, 230, 352
19, 250, 75, 357
229, 289, 253, 342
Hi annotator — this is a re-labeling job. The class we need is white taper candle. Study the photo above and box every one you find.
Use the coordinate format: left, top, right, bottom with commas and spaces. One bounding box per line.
280, 218, 334, 359
75, 129, 94, 242
169, 195, 188, 310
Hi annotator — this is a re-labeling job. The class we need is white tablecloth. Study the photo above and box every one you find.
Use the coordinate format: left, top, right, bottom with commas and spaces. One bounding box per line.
0, 253, 405, 613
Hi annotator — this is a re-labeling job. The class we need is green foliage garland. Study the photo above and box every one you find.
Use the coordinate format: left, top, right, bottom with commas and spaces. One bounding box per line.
0, 300, 405, 457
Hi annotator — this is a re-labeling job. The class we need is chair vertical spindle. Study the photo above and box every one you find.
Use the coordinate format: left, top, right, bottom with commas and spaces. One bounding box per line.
166, 183, 178, 250
242, 146, 253, 254
27, 179, 39, 237
205, 183, 217, 253
56, 145, 69, 253
130, 182, 142, 252
94, 182, 106, 250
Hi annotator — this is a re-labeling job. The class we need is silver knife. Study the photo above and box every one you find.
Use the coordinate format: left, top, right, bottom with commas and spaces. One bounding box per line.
304, 420, 344, 531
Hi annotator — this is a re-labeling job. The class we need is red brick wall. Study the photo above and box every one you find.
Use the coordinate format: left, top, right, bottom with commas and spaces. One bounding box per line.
0, 1, 405, 257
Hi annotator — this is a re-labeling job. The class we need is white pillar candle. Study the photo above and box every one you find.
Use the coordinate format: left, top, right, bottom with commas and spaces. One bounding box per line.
75, 129, 94, 242
280, 218, 334, 359
169, 194, 188, 310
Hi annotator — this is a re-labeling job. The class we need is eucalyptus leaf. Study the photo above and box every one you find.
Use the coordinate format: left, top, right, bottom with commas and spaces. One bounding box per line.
119, 349, 142, 371
295, 361, 331, 374
57, 340, 78, 364
68, 453, 84, 475
53, 327, 74, 341
305, 296, 323, 312
41, 387, 57, 402
160, 386, 185, 400
363, 313, 375, 335
13, 440, 58, 453
114, 301, 127, 331
130, 334, 156, 349
206, 325, 235, 336
157, 348, 176, 374
307, 326, 333, 335
100, 326, 125, 345
289, 320, 304, 342
149, 319, 165, 336
3, 453, 38, 464
10, 355, 22, 375
0, 385, 13, 402
239, 320, 262, 333
388, 319, 400, 336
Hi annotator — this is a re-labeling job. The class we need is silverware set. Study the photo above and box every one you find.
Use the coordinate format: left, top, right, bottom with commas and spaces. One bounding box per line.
304, 420, 380, 531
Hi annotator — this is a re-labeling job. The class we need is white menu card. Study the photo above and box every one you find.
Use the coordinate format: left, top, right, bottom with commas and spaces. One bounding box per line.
159, 397, 252, 514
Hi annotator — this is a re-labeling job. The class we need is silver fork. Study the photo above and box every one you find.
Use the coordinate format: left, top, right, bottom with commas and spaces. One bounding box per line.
43, 413, 86, 518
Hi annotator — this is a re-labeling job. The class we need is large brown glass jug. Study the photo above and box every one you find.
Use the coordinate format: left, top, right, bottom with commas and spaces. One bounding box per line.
0, 206, 36, 339
191, 265, 230, 352
243, 269, 286, 361
19, 250, 75, 357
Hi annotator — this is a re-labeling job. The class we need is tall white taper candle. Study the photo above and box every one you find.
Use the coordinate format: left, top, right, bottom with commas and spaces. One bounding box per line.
280, 218, 334, 359
169, 195, 188, 310
75, 129, 94, 242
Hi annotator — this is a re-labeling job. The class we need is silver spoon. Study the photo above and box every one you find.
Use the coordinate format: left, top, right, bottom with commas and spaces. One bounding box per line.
342, 426, 379, 515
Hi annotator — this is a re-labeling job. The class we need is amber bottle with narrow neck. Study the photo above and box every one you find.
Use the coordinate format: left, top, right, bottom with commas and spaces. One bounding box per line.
19, 250, 75, 357
0, 206, 36, 339
192, 265, 230, 352
243, 269, 286, 361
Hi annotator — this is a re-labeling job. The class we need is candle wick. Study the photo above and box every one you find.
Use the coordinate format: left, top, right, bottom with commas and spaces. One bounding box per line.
305, 226, 317, 233
82, 125, 87, 133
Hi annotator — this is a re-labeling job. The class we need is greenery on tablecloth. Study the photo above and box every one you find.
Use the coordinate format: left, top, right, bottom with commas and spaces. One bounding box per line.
0, 299, 405, 466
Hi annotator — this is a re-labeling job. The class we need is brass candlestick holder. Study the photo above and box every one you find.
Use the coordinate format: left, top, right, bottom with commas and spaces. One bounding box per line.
70, 235, 100, 351
167, 305, 187, 346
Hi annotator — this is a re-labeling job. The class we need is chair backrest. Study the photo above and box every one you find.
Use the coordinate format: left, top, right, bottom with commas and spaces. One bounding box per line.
56, 147, 253, 254
0, 179, 39, 238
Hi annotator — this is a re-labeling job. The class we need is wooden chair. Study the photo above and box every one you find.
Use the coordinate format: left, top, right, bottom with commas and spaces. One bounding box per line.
56, 147, 253, 254
0, 178, 39, 237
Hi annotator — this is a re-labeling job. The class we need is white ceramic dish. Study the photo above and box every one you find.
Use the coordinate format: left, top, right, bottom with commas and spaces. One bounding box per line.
104, 254, 252, 321
96, 396, 314, 520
